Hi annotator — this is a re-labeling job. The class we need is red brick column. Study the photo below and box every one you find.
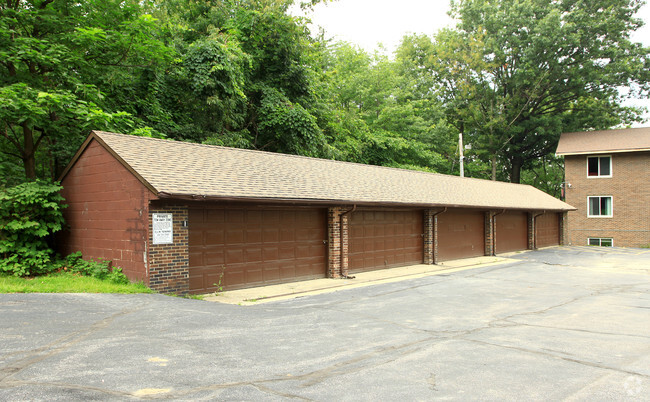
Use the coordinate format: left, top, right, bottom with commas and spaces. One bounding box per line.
528, 212, 535, 250
485, 211, 495, 256
327, 207, 343, 278
148, 205, 189, 294
424, 210, 434, 264
327, 206, 353, 278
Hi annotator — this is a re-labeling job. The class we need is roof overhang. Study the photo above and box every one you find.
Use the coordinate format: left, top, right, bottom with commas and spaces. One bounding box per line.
557, 148, 650, 156
155, 192, 576, 212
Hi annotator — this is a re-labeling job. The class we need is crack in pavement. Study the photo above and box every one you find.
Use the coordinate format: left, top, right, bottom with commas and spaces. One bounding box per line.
0, 307, 141, 384
494, 320, 650, 340
118, 338, 431, 400
0, 379, 137, 399
466, 338, 650, 379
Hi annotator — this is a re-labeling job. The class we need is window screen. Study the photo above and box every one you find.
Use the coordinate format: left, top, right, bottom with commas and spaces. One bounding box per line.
588, 238, 613, 247
588, 196, 612, 217
587, 156, 611, 177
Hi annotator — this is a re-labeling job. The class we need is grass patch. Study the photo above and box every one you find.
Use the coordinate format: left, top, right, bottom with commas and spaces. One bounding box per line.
0, 272, 153, 294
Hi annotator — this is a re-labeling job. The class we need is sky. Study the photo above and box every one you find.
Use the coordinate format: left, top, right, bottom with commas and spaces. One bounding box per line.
291, 0, 650, 124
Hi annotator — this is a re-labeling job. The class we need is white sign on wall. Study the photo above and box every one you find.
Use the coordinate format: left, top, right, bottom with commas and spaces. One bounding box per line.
152, 213, 173, 244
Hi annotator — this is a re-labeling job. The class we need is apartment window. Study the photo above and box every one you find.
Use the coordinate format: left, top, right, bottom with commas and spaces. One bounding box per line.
588, 196, 612, 217
588, 238, 613, 247
587, 156, 611, 177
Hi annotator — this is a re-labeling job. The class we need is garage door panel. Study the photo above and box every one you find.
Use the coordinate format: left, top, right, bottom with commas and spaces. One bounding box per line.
189, 206, 326, 293
263, 228, 279, 242
437, 210, 485, 262
204, 250, 224, 265
206, 209, 224, 223
244, 248, 262, 263
262, 247, 279, 261
227, 210, 244, 223
245, 229, 262, 243
310, 245, 326, 257
263, 264, 281, 281
536, 213, 560, 248
496, 211, 528, 254
278, 246, 295, 259
263, 210, 280, 222
247, 210, 262, 221
349, 210, 423, 273
225, 229, 243, 244
280, 228, 294, 242
226, 248, 244, 264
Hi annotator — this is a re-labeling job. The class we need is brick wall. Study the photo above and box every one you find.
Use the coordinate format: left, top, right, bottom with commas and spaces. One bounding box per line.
148, 205, 189, 294
423, 210, 434, 264
565, 152, 650, 247
327, 207, 345, 278
560, 212, 568, 246
485, 211, 495, 256
59, 140, 155, 282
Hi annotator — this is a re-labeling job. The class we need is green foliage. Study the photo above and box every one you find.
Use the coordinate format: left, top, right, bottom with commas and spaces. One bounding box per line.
0, 0, 173, 179
2, 0, 647, 197
0, 180, 66, 276
63, 252, 130, 284
418, 0, 650, 182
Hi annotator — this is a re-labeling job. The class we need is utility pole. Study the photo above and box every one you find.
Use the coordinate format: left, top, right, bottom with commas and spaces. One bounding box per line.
459, 132, 465, 177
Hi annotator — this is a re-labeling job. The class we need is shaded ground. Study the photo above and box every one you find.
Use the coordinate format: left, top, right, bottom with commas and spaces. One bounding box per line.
1, 246, 649, 400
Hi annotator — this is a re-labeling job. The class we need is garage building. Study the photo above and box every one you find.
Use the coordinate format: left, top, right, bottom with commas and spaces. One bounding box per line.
58, 131, 574, 294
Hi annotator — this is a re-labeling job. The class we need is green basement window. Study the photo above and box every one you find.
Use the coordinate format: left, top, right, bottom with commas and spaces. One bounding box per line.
588, 238, 613, 247
588, 196, 612, 217
587, 156, 611, 177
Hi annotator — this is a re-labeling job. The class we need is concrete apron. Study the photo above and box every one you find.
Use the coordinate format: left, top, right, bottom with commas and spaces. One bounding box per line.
202, 255, 513, 306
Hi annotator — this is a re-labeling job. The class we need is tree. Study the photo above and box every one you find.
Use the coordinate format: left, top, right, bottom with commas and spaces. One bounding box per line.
0, 0, 172, 180
426, 0, 650, 182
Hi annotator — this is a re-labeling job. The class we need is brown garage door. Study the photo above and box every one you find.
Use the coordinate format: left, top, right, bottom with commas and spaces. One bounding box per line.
535, 213, 560, 248
188, 206, 326, 293
495, 211, 528, 254
349, 210, 423, 273
437, 209, 485, 262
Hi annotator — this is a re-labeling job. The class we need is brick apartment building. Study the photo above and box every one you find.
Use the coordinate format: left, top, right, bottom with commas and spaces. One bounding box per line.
557, 127, 650, 247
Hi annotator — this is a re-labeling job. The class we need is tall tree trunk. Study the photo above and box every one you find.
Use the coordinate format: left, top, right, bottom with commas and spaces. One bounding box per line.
22, 122, 37, 180
510, 156, 523, 184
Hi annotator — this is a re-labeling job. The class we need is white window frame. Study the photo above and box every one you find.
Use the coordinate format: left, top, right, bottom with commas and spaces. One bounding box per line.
588, 237, 613, 247
586, 155, 612, 178
587, 196, 613, 218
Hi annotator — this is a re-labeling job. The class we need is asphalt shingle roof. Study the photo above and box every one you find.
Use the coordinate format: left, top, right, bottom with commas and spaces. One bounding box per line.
556, 127, 650, 155
69, 131, 573, 211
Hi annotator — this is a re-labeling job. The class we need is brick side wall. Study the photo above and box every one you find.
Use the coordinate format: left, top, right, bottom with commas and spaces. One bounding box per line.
148, 205, 189, 294
59, 140, 155, 282
565, 152, 650, 247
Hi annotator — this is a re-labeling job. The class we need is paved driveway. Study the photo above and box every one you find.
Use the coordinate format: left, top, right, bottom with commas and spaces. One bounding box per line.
1, 247, 649, 400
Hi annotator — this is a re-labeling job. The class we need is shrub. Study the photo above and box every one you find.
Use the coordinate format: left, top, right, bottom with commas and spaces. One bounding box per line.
64, 252, 130, 284
0, 180, 66, 276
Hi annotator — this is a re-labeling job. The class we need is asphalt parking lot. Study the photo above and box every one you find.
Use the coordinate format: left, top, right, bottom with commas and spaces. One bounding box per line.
1, 246, 649, 400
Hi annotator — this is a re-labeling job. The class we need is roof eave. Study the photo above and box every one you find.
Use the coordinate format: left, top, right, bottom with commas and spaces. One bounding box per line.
155, 192, 576, 212
557, 147, 650, 156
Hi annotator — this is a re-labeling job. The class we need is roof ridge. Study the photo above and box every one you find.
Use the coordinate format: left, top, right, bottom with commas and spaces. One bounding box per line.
92, 130, 529, 187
